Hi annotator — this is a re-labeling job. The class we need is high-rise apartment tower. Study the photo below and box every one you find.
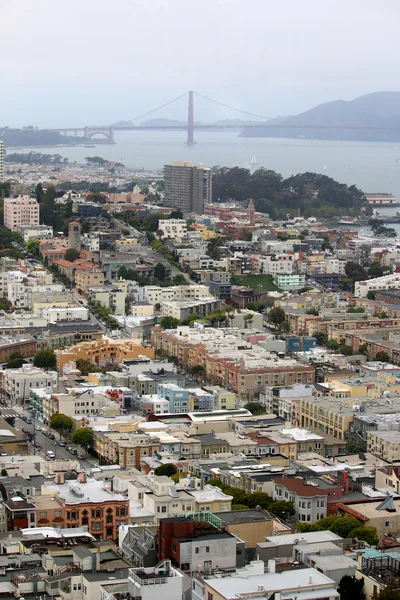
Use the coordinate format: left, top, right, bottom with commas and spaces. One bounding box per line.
163, 161, 212, 214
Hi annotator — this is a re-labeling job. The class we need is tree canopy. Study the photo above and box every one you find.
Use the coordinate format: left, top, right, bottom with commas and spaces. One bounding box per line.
338, 575, 366, 600
65, 248, 80, 262
154, 464, 177, 477
72, 427, 94, 449
212, 168, 367, 218
33, 349, 57, 370
50, 414, 73, 437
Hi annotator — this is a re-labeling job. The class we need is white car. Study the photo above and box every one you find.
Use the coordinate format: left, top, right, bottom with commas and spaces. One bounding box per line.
47, 451, 55, 459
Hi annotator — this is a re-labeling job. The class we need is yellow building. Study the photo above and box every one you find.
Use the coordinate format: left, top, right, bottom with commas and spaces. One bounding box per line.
115, 238, 138, 250
368, 430, 400, 461
300, 397, 354, 441
56, 336, 154, 371
75, 268, 104, 291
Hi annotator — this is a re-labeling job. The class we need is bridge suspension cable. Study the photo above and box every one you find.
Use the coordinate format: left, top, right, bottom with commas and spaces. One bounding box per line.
193, 91, 273, 122
119, 91, 189, 125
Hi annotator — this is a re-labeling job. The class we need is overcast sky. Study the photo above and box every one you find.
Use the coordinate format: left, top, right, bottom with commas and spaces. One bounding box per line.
2, 0, 400, 127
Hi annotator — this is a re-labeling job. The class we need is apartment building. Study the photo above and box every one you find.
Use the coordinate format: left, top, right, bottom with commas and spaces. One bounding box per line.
17, 224, 53, 242
56, 337, 154, 371
160, 297, 221, 320
75, 268, 105, 291
275, 273, 306, 291
158, 515, 239, 572
157, 383, 190, 412
367, 430, 400, 461
139, 283, 210, 305
299, 397, 354, 441
42, 472, 129, 541
163, 161, 212, 213
4, 196, 39, 232
152, 326, 315, 399
192, 560, 339, 600
125, 561, 183, 600
273, 477, 328, 522
158, 219, 187, 240
355, 273, 400, 298
3, 365, 55, 405
93, 430, 160, 468
259, 253, 295, 275
87, 286, 127, 316
42, 389, 120, 425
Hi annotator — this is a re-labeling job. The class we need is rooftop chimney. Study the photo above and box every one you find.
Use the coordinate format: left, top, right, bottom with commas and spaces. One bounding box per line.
77, 472, 87, 484
54, 472, 65, 485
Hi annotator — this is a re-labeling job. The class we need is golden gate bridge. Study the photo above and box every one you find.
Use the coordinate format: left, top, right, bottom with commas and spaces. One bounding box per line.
47, 90, 395, 145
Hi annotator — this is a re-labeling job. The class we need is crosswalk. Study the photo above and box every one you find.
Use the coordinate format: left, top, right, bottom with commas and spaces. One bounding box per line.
0, 409, 20, 420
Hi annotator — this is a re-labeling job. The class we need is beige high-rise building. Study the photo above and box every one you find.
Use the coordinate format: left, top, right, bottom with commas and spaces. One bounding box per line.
4, 195, 39, 232
163, 161, 212, 214
0, 141, 4, 180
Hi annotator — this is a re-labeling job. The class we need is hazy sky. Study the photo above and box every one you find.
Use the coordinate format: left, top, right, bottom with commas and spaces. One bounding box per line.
2, 0, 400, 127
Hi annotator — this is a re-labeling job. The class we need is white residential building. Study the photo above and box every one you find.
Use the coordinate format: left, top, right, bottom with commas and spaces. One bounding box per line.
3, 365, 56, 405
37, 305, 89, 323
192, 561, 339, 600
355, 273, 400, 297
158, 219, 187, 240
126, 561, 183, 600
139, 284, 210, 305
42, 388, 120, 424
17, 224, 53, 242
260, 254, 295, 275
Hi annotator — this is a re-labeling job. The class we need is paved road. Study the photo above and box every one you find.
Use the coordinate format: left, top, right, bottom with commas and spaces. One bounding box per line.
15, 416, 95, 470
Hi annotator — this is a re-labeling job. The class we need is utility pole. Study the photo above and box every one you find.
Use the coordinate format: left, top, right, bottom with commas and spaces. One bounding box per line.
186, 90, 195, 146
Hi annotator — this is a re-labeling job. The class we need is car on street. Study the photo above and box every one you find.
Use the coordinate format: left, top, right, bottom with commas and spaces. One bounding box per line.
67, 446, 77, 455
47, 451, 55, 459
25, 418, 32, 424
57, 440, 66, 447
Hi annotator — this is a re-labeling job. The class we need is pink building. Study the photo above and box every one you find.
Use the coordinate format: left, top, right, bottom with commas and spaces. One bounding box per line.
4, 196, 40, 232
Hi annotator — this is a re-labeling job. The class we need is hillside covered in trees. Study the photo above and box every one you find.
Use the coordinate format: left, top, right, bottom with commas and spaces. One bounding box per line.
212, 167, 368, 219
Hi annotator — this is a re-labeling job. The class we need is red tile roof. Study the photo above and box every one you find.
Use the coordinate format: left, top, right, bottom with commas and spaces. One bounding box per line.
273, 478, 328, 496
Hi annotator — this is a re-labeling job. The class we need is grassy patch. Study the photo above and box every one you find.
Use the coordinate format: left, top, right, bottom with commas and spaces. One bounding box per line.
232, 274, 279, 291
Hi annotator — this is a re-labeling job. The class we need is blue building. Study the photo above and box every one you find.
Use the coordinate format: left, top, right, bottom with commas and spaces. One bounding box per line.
286, 336, 317, 352
157, 383, 189, 413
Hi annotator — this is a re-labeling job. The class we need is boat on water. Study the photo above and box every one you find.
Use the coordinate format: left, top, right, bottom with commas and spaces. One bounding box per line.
85, 145, 96, 148
250, 154, 258, 165
339, 216, 357, 225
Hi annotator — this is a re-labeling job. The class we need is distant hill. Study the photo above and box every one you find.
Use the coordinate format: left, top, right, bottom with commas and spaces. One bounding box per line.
240, 92, 400, 141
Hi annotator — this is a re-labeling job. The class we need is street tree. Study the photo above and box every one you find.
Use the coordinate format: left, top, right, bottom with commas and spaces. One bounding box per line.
50, 414, 73, 439
72, 427, 94, 452
267, 306, 286, 328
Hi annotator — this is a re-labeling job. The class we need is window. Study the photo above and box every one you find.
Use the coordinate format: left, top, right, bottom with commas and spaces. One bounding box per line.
172, 543, 176, 553
206, 546, 210, 553
106, 527, 113, 537
195, 547, 199, 554
161, 506, 167, 513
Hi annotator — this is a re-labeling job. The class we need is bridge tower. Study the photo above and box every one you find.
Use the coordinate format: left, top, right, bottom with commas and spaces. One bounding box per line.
186, 90, 194, 145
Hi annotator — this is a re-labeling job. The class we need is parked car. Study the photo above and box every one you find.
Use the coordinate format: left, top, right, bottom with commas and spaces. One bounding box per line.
67, 446, 77, 455
25, 418, 32, 424
57, 440, 66, 447
47, 450, 55, 459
